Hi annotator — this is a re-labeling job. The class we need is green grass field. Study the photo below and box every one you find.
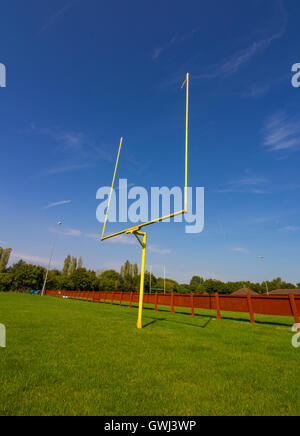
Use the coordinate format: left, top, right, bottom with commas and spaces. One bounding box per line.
0, 292, 299, 416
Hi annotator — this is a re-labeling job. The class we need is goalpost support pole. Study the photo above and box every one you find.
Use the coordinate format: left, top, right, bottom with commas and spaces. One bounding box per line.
133, 231, 147, 329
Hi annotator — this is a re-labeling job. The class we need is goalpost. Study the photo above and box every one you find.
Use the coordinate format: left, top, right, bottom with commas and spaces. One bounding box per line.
101, 73, 190, 329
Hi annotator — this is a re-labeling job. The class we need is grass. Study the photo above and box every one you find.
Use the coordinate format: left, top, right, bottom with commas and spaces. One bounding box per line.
0, 292, 299, 416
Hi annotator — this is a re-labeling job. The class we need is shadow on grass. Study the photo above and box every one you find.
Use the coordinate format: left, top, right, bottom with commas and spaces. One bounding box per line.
143, 318, 166, 328
76, 299, 293, 328
143, 316, 212, 330
126, 304, 293, 328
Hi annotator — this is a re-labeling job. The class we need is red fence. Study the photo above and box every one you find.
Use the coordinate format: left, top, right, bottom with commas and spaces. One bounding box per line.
46, 290, 300, 324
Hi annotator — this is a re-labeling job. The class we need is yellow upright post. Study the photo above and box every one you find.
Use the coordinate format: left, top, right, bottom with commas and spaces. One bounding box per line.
135, 231, 147, 329
101, 137, 123, 241
182, 73, 189, 213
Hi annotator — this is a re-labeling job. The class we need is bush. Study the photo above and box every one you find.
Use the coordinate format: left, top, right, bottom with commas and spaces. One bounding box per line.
0, 273, 14, 292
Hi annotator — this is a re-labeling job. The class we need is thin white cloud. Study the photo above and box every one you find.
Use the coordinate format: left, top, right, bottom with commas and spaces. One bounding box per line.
243, 83, 271, 99
229, 177, 268, 187
85, 233, 136, 245
152, 36, 176, 60
106, 234, 136, 245
58, 132, 86, 151
149, 245, 171, 255
44, 200, 71, 209
25, 124, 112, 176
243, 74, 288, 99
249, 215, 280, 225
231, 248, 250, 255
193, 8, 286, 80
11, 252, 62, 268
217, 174, 269, 194
39, 2, 74, 33
263, 111, 300, 152
42, 163, 93, 175
85, 233, 100, 240
281, 226, 300, 232
49, 227, 82, 237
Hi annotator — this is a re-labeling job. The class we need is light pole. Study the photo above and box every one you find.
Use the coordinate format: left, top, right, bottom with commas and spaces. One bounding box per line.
41, 221, 62, 296
163, 265, 166, 294
150, 265, 152, 294
258, 256, 269, 295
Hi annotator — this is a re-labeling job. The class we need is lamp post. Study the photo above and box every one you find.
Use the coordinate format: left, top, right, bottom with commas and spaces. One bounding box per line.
258, 256, 269, 295
41, 221, 62, 296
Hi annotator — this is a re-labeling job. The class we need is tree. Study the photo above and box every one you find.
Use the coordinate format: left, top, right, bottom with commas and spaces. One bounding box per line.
58, 275, 74, 291
190, 276, 204, 292
120, 260, 139, 292
70, 268, 97, 291
0, 272, 13, 292
120, 260, 138, 278
123, 273, 134, 292
0, 248, 12, 272
143, 272, 157, 292
46, 270, 61, 290
156, 278, 179, 293
69, 257, 77, 275
99, 270, 122, 292
178, 284, 191, 294
62, 255, 71, 276
13, 264, 45, 291
203, 279, 223, 294
8, 260, 26, 273
133, 263, 138, 277
77, 256, 83, 269
267, 277, 296, 292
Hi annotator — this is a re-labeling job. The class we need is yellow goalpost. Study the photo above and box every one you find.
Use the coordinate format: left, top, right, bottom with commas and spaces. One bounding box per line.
101, 73, 190, 329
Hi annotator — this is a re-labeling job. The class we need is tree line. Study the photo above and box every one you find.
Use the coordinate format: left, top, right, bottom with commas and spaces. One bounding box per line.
0, 246, 299, 294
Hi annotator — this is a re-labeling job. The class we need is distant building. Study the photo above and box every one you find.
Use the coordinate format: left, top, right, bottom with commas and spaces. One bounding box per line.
231, 288, 258, 296
269, 289, 300, 296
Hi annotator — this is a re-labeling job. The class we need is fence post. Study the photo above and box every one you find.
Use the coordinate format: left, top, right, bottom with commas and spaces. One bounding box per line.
191, 292, 194, 317
215, 292, 222, 320
171, 292, 175, 314
111, 293, 114, 305
289, 293, 299, 324
155, 292, 158, 312
247, 293, 255, 324
129, 292, 133, 309
103, 292, 106, 304
120, 292, 123, 306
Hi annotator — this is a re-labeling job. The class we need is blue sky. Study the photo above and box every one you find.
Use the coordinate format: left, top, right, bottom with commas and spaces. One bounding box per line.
1, 0, 300, 284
